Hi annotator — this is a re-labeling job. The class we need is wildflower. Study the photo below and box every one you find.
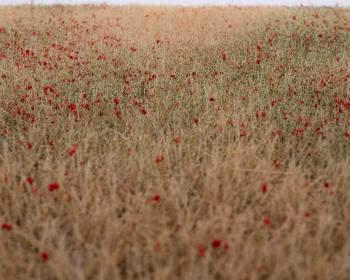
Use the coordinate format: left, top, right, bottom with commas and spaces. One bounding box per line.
148, 74, 156, 81
40, 252, 49, 262
263, 217, 271, 226
48, 182, 59, 192
26, 176, 34, 185
197, 244, 206, 257
260, 183, 268, 194
68, 103, 77, 112
114, 109, 121, 118
256, 111, 267, 119
139, 107, 147, 115
81, 103, 90, 110
67, 144, 78, 157
26, 142, 33, 150
323, 181, 331, 188
25, 85, 33, 91
152, 194, 161, 202
174, 136, 181, 144
155, 155, 164, 163
211, 239, 222, 249
1, 223, 12, 231
304, 212, 311, 218
272, 130, 282, 138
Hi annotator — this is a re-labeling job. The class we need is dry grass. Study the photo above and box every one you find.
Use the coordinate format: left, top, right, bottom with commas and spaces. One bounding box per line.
0, 5, 350, 280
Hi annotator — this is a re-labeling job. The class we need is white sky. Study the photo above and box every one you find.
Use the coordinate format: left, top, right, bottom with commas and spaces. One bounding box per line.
0, 0, 349, 6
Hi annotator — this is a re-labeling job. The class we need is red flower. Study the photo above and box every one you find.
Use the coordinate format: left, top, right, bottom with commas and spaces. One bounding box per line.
211, 239, 222, 249
152, 194, 161, 202
263, 217, 271, 226
81, 103, 90, 110
155, 155, 164, 163
197, 244, 206, 257
48, 182, 59, 192
40, 252, 49, 262
260, 183, 268, 194
26, 142, 33, 150
114, 109, 121, 118
148, 74, 156, 81
256, 111, 267, 119
25, 85, 33, 91
304, 212, 311, 218
323, 181, 331, 188
26, 176, 34, 185
67, 144, 78, 157
173, 136, 181, 144
1, 223, 12, 231
139, 107, 147, 115
68, 103, 77, 112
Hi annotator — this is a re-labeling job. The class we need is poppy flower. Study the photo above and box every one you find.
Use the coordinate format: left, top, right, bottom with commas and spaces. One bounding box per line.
48, 182, 59, 192
26, 177, 34, 185
1, 223, 12, 231
260, 183, 268, 193
197, 244, 206, 257
40, 252, 49, 262
211, 239, 222, 249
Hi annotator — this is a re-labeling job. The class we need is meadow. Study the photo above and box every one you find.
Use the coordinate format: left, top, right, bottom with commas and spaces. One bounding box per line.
0, 5, 349, 279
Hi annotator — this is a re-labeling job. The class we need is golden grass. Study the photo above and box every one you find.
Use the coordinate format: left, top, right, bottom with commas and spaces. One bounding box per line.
0, 5, 350, 279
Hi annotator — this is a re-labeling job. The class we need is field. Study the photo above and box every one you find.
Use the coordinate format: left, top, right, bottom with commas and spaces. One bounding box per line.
0, 5, 349, 279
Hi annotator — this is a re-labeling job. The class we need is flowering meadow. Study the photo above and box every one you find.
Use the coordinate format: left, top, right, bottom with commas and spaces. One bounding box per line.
0, 5, 349, 279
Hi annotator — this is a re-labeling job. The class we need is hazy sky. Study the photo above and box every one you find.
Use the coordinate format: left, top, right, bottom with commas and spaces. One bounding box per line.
0, 0, 349, 6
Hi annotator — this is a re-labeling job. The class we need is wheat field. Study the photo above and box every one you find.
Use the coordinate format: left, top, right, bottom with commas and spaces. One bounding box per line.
0, 5, 349, 280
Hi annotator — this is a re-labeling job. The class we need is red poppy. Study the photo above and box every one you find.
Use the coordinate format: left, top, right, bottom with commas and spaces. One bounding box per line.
40, 252, 49, 262
211, 239, 222, 249
260, 183, 268, 194
1, 223, 12, 231
48, 182, 59, 192
197, 244, 206, 257
263, 217, 271, 226
26, 177, 34, 185
68, 103, 77, 112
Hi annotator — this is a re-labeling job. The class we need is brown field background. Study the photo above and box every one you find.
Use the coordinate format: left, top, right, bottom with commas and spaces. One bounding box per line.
0, 5, 350, 280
